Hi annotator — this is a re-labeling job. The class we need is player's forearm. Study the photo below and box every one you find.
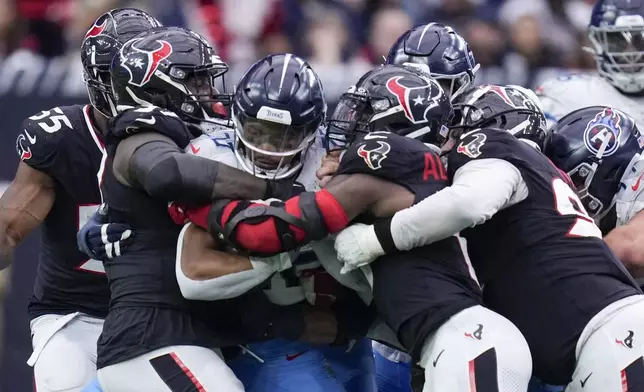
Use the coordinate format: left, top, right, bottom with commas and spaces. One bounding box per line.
187, 189, 349, 255
604, 221, 644, 278
374, 159, 523, 253
178, 223, 292, 300
128, 141, 268, 204
178, 259, 274, 301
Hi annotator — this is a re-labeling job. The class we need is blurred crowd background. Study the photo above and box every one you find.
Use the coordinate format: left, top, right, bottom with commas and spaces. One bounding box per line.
0, 0, 599, 388
0, 0, 599, 106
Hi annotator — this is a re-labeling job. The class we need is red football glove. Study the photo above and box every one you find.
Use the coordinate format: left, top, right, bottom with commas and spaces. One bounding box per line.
186, 204, 211, 229
168, 202, 189, 225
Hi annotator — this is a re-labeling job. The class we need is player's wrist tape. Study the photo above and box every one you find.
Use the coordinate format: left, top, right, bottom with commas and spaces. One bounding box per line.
373, 217, 398, 255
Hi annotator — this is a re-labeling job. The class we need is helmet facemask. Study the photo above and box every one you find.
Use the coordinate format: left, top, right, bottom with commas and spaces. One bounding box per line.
83, 65, 117, 118
326, 91, 373, 152
162, 64, 232, 132
589, 23, 644, 93
232, 106, 320, 180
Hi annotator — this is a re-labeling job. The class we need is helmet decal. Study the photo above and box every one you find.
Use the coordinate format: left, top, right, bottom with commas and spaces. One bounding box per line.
385, 76, 443, 124
84, 19, 107, 40
583, 107, 623, 157
121, 39, 173, 87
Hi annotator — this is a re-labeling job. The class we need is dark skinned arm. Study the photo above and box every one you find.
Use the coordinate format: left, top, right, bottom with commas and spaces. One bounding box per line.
180, 223, 253, 281
183, 172, 414, 255
112, 132, 292, 204
604, 210, 644, 278
179, 224, 341, 345
0, 163, 56, 292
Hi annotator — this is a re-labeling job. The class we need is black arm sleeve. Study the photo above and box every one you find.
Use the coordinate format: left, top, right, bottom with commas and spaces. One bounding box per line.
126, 139, 268, 204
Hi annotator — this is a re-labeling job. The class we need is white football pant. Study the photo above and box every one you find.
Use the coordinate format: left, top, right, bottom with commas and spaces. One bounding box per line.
30, 313, 103, 392
419, 305, 532, 392
97, 345, 244, 392
566, 295, 644, 392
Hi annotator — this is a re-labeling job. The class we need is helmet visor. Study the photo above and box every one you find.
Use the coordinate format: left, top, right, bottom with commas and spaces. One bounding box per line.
234, 108, 317, 173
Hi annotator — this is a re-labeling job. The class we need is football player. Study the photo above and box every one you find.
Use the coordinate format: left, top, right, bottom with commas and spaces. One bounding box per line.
333, 84, 644, 391
545, 106, 644, 278
386, 22, 480, 101
536, 0, 644, 128
174, 65, 534, 392
94, 27, 320, 391
0, 9, 160, 392
377, 21, 480, 392
172, 53, 377, 392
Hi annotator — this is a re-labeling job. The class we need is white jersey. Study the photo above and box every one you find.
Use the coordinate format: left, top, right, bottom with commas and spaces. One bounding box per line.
182, 128, 371, 306
614, 153, 644, 227
536, 73, 644, 129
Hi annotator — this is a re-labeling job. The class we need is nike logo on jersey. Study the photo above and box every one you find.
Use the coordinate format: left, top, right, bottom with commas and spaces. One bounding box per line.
285, 350, 309, 361
24, 129, 36, 144
632, 173, 644, 191
580, 372, 592, 388
136, 117, 156, 125
432, 349, 445, 367
190, 143, 200, 154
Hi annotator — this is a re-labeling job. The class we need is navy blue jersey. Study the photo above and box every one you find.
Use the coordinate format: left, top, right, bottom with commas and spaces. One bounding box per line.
338, 131, 481, 359
16, 105, 109, 319
337, 131, 448, 204
447, 128, 641, 384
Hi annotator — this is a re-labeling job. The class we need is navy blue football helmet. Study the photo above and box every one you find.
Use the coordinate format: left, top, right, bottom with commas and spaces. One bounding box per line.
386, 23, 479, 101
588, 0, 644, 94
232, 53, 326, 179
111, 27, 231, 133
544, 106, 644, 221
448, 84, 547, 150
326, 64, 453, 150
81, 8, 162, 117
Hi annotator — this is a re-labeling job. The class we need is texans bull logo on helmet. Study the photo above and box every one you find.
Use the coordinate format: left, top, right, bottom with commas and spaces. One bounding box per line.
84, 19, 107, 40
357, 139, 391, 170
386, 76, 443, 124
583, 107, 622, 158
120, 38, 173, 87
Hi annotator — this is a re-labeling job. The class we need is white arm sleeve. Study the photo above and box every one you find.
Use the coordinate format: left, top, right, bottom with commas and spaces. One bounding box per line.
390, 158, 529, 251
175, 223, 286, 301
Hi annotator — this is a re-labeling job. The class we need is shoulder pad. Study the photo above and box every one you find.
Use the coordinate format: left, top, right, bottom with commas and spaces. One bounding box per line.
615, 156, 644, 226
17, 105, 83, 169
447, 128, 515, 175
109, 106, 193, 149
337, 131, 447, 190
536, 73, 597, 126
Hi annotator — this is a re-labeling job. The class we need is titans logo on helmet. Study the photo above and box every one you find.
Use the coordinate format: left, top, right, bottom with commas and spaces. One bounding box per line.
120, 39, 173, 87
357, 139, 391, 170
583, 107, 622, 157
385, 76, 443, 124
